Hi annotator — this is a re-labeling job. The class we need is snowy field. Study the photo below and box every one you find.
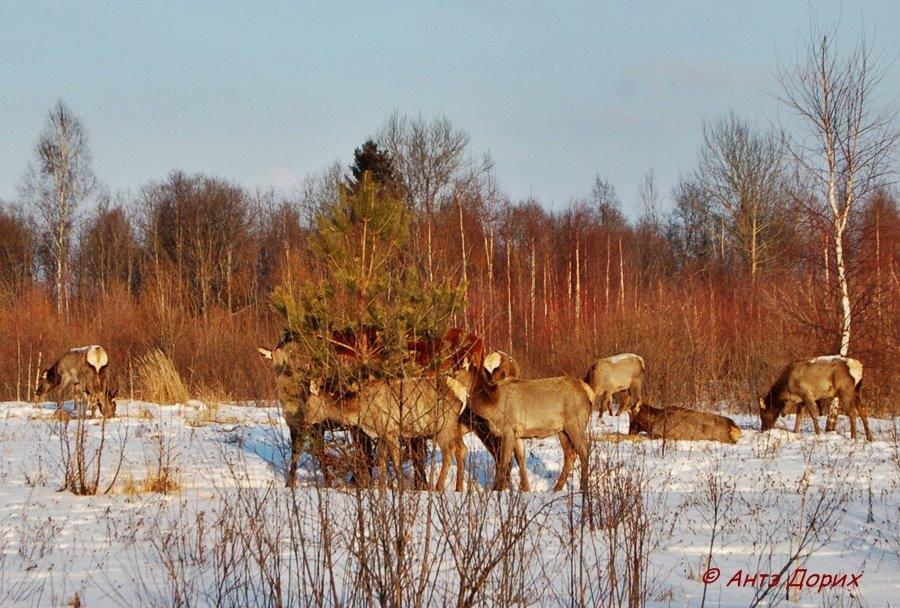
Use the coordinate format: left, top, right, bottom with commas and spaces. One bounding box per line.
0, 400, 897, 607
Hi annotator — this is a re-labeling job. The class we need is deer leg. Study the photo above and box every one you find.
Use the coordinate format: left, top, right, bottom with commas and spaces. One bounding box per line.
792, 403, 804, 434
435, 441, 452, 492
603, 393, 613, 417
350, 431, 376, 487
494, 435, 514, 491
285, 425, 299, 488
454, 438, 468, 492
309, 425, 334, 487
821, 398, 836, 432
617, 391, 632, 417
387, 440, 405, 488
554, 432, 575, 492
514, 439, 530, 492
630, 378, 643, 411
569, 431, 590, 492
803, 398, 821, 435
857, 402, 873, 442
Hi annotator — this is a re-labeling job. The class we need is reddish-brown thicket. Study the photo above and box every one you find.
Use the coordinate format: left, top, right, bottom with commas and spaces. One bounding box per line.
0, 178, 896, 415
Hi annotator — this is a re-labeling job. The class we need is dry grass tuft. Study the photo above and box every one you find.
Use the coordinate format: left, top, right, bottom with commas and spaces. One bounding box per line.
194, 384, 232, 408
136, 350, 189, 405
141, 470, 181, 494
120, 470, 181, 495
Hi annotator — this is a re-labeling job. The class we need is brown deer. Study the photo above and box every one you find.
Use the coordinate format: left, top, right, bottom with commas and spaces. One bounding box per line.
759, 356, 871, 441
583, 353, 644, 415
461, 358, 593, 492
464, 351, 530, 490
258, 338, 428, 488
36, 345, 115, 418
623, 400, 741, 443
303, 375, 470, 491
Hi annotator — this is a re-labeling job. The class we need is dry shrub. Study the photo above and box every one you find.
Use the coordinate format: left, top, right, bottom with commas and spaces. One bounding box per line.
136, 350, 189, 405
140, 471, 180, 494
120, 470, 180, 496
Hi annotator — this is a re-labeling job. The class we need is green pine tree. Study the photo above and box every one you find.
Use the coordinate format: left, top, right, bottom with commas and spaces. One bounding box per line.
272, 170, 464, 392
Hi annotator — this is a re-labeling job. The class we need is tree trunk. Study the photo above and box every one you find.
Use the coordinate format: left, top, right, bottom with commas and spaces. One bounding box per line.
834, 219, 851, 356
575, 233, 581, 325
530, 239, 536, 345
605, 235, 611, 310
618, 236, 625, 309
459, 200, 468, 318
506, 236, 513, 353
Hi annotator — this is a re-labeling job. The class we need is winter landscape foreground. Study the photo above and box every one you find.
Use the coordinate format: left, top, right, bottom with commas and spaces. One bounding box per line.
0, 400, 897, 608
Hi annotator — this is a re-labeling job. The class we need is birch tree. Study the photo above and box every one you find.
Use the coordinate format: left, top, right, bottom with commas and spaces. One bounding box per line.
19, 101, 96, 314
778, 25, 898, 356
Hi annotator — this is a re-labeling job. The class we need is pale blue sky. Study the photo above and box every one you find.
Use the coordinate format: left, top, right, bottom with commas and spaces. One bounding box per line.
1, 1, 897, 215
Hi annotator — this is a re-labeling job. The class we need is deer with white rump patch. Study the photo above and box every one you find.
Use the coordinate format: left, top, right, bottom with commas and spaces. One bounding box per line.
583, 353, 645, 415
759, 356, 872, 441
36, 345, 116, 418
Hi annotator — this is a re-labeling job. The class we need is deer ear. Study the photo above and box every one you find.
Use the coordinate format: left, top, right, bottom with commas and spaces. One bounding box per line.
484, 351, 502, 374
257, 347, 273, 360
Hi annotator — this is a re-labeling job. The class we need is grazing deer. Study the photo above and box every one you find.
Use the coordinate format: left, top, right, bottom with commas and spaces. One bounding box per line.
36, 345, 114, 418
759, 356, 871, 441
583, 353, 645, 415
303, 375, 470, 491
623, 400, 741, 443
257, 339, 428, 488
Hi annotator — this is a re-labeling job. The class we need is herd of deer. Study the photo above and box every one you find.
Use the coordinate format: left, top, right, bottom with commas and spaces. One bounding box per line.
33, 334, 873, 492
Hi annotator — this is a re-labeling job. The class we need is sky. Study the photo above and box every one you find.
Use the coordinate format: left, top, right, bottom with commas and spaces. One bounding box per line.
1, 1, 897, 216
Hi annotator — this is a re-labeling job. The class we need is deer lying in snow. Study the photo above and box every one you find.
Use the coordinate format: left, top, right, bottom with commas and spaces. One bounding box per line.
623, 400, 741, 443
36, 345, 116, 418
583, 353, 644, 415
759, 356, 871, 441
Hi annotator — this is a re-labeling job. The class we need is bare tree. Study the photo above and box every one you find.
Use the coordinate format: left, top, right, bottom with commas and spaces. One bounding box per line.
75, 194, 139, 298
0, 203, 35, 296
637, 171, 662, 229
695, 114, 789, 281
377, 112, 486, 280
590, 175, 625, 228
19, 101, 97, 314
777, 23, 898, 356
139, 172, 252, 313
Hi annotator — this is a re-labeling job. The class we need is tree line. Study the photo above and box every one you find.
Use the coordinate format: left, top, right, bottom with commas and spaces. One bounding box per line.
0, 23, 896, 410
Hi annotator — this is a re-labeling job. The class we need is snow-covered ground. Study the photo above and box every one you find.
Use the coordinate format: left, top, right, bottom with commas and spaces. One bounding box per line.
0, 400, 897, 607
